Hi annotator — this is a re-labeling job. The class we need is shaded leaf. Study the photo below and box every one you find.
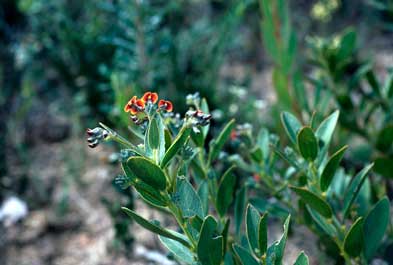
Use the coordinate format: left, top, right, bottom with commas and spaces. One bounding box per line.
246, 204, 261, 255
363, 197, 390, 260
175, 177, 204, 218
315, 110, 339, 149
291, 186, 333, 218
216, 166, 237, 216
127, 157, 167, 190
320, 146, 348, 191
343, 163, 374, 217
232, 244, 259, 265
297, 127, 318, 161
343, 217, 364, 257
294, 251, 309, 265
281, 112, 302, 145
148, 117, 160, 150
161, 127, 191, 168
197, 216, 223, 265
159, 234, 195, 264
235, 187, 247, 237
307, 206, 337, 237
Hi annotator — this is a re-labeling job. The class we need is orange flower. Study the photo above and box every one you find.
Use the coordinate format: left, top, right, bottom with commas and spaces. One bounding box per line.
124, 96, 145, 115
230, 129, 238, 141
158, 100, 173, 112
142, 92, 158, 104
253, 174, 260, 182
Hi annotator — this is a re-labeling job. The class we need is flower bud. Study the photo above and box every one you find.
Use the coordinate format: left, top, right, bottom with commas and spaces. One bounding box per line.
86, 127, 109, 148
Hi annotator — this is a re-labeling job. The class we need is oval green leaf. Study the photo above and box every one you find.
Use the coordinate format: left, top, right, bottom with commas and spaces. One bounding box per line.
233, 244, 259, 265
290, 186, 333, 218
281, 112, 302, 145
148, 118, 160, 150
320, 145, 348, 191
197, 216, 223, 265
343, 163, 374, 218
363, 197, 390, 260
246, 204, 261, 255
343, 217, 364, 257
315, 110, 339, 149
134, 180, 168, 207
127, 157, 167, 190
159, 235, 196, 264
294, 251, 309, 265
175, 177, 204, 218
297, 127, 318, 161
216, 166, 237, 216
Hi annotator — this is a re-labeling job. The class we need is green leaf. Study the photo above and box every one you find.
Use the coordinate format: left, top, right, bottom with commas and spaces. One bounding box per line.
133, 180, 168, 207
343, 217, 364, 257
315, 110, 339, 149
343, 163, 374, 218
297, 127, 318, 161
294, 251, 309, 265
175, 177, 204, 219
337, 29, 356, 60
235, 187, 247, 237
246, 204, 261, 255
197, 216, 223, 265
272, 69, 292, 109
273, 215, 291, 265
161, 127, 191, 168
148, 117, 160, 150
306, 206, 337, 237
320, 146, 348, 191
258, 213, 268, 256
266, 215, 291, 265
216, 166, 237, 216
290, 186, 333, 218
376, 124, 393, 152
232, 244, 259, 265
127, 157, 167, 190
122, 207, 190, 247
363, 197, 390, 259
159, 234, 196, 264
281, 112, 302, 145
374, 157, 393, 178
366, 70, 381, 96
164, 129, 172, 150
209, 119, 235, 162
198, 180, 209, 216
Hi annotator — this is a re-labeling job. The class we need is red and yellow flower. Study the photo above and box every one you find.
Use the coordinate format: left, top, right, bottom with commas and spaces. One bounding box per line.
124, 96, 145, 115
124, 92, 174, 117
142, 92, 158, 104
158, 100, 173, 112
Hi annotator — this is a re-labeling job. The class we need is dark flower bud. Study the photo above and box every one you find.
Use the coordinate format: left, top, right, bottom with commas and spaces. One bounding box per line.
86, 127, 109, 148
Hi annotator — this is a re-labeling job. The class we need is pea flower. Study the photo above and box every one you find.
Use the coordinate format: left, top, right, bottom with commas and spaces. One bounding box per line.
158, 100, 173, 112
142, 92, 158, 104
124, 96, 145, 115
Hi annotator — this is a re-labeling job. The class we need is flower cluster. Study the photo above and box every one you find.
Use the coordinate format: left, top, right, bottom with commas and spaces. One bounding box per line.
124, 92, 173, 117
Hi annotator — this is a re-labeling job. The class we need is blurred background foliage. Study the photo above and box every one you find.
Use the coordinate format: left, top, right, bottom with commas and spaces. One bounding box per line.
1, 0, 393, 262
